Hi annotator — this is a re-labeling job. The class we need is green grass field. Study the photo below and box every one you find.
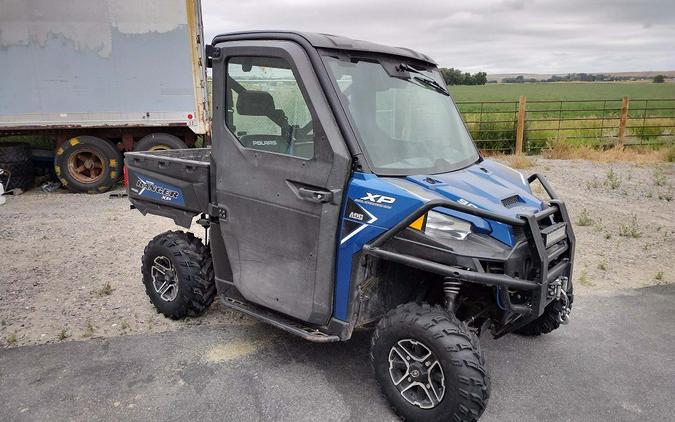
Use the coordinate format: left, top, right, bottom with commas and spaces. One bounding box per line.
448, 82, 675, 102
446, 82, 675, 152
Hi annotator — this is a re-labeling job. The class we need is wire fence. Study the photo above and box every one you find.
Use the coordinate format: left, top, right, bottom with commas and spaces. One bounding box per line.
456, 97, 675, 154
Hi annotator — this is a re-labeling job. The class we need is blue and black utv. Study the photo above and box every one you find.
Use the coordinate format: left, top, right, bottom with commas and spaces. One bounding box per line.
126, 31, 575, 422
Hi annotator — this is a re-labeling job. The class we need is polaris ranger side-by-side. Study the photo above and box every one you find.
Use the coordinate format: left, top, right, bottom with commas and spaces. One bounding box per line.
126, 31, 575, 422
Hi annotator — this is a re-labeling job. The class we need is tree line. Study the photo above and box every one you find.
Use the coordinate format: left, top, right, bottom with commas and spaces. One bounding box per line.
439, 68, 488, 86
502, 73, 668, 83
437, 69, 668, 85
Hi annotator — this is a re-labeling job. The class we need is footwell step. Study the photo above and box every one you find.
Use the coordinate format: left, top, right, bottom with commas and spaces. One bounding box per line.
220, 296, 340, 343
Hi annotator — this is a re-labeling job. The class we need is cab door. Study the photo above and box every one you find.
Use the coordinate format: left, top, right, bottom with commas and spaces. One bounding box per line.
210, 40, 351, 324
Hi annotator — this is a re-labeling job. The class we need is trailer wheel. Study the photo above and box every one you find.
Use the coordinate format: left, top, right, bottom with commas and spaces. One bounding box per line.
371, 303, 490, 422
134, 133, 188, 151
54, 136, 122, 193
141, 230, 215, 320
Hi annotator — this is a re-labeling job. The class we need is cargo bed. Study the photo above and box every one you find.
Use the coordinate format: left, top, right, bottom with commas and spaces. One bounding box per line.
125, 148, 211, 227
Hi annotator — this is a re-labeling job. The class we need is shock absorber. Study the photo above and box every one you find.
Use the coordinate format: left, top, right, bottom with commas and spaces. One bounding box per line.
443, 278, 462, 314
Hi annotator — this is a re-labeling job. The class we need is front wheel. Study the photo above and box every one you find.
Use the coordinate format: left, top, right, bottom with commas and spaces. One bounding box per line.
515, 279, 574, 336
371, 303, 490, 422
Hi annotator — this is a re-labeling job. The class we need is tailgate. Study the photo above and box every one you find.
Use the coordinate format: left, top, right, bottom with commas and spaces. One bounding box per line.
125, 149, 211, 225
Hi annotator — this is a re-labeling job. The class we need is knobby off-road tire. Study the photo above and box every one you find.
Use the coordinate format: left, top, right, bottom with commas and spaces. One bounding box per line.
133, 133, 188, 151
0, 160, 34, 191
0, 142, 31, 163
515, 282, 574, 336
141, 231, 215, 320
371, 303, 490, 422
54, 136, 123, 193
0, 142, 34, 191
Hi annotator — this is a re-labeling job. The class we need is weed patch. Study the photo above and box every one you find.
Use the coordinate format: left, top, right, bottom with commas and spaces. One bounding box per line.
576, 209, 593, 226
57, 329, 70, 341
502, 154, 535, 169
577, 269, 593, 286
94, 282, 114, 297
604, 168, 621, 189
619, 215, 642, 238
82, 321, 95, 338
6, 332, 18, 345
542, 138, 673, 163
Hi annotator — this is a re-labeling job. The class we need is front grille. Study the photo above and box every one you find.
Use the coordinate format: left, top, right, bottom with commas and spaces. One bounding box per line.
501, 195, 522, 207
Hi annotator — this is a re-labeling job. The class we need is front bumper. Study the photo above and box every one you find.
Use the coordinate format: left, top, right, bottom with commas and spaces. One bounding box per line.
362, 173, 575, 332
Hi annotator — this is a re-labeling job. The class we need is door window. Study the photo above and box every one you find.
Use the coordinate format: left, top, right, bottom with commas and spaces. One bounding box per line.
226, 56, 315, 159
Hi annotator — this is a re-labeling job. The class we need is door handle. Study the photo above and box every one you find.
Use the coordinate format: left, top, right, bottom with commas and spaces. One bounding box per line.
297, 187, 333, 203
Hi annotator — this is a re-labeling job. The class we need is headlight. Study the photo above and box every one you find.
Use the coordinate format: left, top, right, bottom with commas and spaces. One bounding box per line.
423, 211, 472, 241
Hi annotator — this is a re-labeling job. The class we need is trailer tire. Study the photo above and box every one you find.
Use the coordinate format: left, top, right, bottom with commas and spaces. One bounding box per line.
134, 133, 188, 151
371, 303, 490, 422
54, 136, 122, 194
515, 281, 574, 336
141, 230, 215, 320
0, 160, 34, 191
0, 142, 32, 163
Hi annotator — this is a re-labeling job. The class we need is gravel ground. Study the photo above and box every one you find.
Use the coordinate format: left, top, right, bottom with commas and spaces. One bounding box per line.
1, 157, 673, 347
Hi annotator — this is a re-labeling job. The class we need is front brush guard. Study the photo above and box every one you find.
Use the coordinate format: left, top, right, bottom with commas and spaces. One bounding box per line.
361, 173, 575, 334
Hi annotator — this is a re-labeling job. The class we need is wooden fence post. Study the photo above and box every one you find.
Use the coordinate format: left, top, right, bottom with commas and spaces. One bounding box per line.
515, 96, 527, 155
618, 96, 630, 148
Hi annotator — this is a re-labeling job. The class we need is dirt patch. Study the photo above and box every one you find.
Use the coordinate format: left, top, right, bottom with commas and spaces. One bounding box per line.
0, 191, 251, 347
205, 338, 271, 363
522, 158, 674, 292
1, 158, 673, 347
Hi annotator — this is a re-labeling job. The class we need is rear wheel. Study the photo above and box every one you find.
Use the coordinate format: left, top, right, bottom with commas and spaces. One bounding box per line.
133, 133, 188, 151
371, 303, 490, 422
141, 231, 215, 319
54, 136, 122, 193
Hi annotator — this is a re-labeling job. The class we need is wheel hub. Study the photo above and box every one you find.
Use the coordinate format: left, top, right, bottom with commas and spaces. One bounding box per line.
388, 339, 445, 409
67, 147, 106, 184
150, 256, 179, 302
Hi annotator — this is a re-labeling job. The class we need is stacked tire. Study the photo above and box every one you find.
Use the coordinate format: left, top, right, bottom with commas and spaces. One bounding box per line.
0, 142, 34, 191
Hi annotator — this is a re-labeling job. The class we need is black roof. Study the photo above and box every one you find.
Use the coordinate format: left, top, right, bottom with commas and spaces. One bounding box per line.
211, 31, 436, 65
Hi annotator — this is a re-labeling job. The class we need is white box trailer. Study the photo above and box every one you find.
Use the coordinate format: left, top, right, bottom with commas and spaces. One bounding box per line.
0, 0, 209, 193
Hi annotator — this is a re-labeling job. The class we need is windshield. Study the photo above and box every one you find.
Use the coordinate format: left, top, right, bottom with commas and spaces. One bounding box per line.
323, 55, 479, 175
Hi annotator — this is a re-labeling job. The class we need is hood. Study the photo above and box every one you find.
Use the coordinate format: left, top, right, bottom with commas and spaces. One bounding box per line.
383, 159, 543, 245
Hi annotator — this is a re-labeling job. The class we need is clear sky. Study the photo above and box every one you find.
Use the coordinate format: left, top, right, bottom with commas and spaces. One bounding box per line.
202, 0, 675, 74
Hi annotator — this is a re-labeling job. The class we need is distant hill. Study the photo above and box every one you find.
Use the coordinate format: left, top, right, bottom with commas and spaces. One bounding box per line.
487, 71, 675, 82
